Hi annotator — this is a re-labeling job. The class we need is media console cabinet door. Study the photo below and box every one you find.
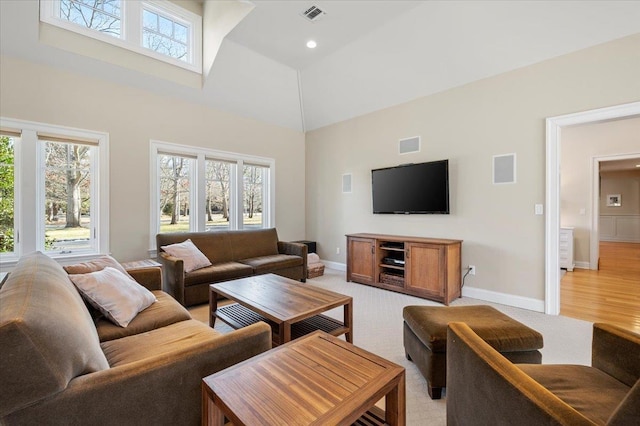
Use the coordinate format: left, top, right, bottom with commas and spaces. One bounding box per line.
405, 243, 446, 299
347, 237, 376, 285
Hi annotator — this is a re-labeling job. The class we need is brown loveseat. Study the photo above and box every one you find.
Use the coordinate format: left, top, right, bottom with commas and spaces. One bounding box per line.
157, 228, 307, 306
0, 252, 271, 425
446, 321, 640, 425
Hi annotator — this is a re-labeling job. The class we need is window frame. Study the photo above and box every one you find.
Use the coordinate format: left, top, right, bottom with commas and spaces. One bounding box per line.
150, 141, 275, 254
0, 117, 109, 270
40, 0, 202, 74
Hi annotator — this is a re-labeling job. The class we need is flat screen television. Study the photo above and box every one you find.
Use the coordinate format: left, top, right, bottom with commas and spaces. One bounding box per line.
371, 159, 449, 214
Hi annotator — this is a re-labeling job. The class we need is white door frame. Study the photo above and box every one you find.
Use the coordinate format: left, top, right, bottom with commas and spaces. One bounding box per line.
545, 101, 640, 315
590, 153, 640, 269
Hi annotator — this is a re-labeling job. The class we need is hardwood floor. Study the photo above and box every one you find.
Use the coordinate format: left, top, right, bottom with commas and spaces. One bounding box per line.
560, 241, 640, 333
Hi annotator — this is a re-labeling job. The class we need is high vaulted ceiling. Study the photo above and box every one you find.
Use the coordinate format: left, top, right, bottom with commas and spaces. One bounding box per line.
1, 1, 640, 133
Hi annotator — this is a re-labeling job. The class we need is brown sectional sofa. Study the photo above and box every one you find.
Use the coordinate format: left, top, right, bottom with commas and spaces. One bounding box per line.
0, 251, 271, 425
446, 321, 640, 425
157, 228, 307, 306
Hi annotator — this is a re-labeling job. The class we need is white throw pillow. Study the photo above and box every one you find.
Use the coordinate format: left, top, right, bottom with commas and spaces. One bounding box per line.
161, 239, 212, 273
69, 267, 157, 327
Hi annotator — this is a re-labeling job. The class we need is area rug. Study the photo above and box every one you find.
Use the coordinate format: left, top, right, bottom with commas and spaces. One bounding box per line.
189, 268, 593, 425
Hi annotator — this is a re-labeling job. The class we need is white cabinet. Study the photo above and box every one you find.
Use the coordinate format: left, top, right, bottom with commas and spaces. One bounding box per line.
559, 227, 575, 272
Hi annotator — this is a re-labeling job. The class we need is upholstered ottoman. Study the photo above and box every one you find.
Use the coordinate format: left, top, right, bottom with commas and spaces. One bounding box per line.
403, 305, 543, 399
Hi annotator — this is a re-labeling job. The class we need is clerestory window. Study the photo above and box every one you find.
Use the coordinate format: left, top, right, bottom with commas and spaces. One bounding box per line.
40, 0, 202, 72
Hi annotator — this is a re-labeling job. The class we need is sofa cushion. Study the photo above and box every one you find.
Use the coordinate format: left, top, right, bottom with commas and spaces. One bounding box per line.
63, 254, 134, 279
239, 254, 303, 275
228, 228, 279, 260
184, 261, 253, 286
161, 239, 212, 273
0, 252, 109, 417
518, 364, 631, 425
96, 291, 191, 342
69, 267, 157, 328
101, 320, 222, 367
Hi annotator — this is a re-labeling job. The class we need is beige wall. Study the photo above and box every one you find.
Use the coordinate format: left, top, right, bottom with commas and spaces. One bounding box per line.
0, 55, 306, 262
561, 117, 640, 264
306, 34, 640, 303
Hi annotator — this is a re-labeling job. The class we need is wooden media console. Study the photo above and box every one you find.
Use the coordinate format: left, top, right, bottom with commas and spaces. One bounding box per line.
346, 233, 462, 305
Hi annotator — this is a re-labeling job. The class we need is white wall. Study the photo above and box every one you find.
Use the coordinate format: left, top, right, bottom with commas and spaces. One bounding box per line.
306, 33, 640, 305
0, 55, 306, 262
561, 117, 640, 263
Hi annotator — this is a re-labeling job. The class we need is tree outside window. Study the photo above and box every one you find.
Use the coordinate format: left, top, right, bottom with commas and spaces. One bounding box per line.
43, 140, 92, 252
0, 136, 15, 253
159, 154, 192, 233
205, 160, 230, 231
243, 164, 265, 229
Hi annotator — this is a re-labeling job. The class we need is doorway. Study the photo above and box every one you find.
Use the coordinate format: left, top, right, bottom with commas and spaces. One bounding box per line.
544, 101, 640, 315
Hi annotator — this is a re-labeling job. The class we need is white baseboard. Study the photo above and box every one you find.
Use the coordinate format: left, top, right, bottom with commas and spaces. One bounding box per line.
574, 261, 590, 269
321, 260, 346, 272
323, 261, 544, 312
461, 286, 545, 313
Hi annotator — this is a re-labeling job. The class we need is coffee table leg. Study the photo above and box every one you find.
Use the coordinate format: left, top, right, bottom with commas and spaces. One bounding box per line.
202, 388, 225, 426
385, 372, 406, 426
344, 299, 353, 343
209, 287, 218, 327
282, 323, 291, 344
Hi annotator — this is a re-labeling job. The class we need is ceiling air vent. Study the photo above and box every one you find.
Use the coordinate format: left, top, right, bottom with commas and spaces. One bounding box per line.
301, 5, 326, 22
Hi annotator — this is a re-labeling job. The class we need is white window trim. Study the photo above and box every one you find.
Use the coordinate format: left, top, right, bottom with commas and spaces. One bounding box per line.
40, 0, 202, 74
0, 117, 109, 270
149, 140, 276, 255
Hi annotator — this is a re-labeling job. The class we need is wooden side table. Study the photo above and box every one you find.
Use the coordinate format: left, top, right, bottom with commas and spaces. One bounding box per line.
121, 259, 162, 270
202, 331, 405, 425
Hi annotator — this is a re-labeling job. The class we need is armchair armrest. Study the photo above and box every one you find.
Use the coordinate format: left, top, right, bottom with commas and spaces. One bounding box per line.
446, 322, 591, 426
592, 323, 640, 387
126, 267, 162, 291
2, 322, 272, 425
157, 251, 186, 305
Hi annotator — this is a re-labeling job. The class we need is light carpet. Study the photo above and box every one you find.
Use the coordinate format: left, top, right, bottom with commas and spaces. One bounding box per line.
189, 268, 593, 425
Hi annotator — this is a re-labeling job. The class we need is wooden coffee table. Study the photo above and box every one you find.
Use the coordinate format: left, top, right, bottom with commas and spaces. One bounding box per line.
209, 274, 353, 346
202, 331, 406, 425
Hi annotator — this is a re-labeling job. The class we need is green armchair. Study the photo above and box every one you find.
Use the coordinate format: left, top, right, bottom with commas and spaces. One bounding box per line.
446, 322, 640, 425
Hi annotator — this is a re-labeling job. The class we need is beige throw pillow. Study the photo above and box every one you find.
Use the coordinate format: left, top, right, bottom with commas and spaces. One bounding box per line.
161, 239, 212, 273
69, 267, 156, 327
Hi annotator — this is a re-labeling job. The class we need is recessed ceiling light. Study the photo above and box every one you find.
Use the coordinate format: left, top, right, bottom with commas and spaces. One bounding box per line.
306, 40, 317, 49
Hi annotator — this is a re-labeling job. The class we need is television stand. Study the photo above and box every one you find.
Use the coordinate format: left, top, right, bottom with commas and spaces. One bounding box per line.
346, 233, 462, 304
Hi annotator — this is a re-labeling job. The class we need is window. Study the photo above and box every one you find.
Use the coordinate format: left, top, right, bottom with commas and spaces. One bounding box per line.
206, 160, 231, 232
158, 154, 193, 233
150, 142, 274, 251
40, 0, 202, 72
243, 164, 267, 229
59, 0, 122, 38
41, 138, 96, 253
142, 6, 189, 62
0, 133, 17, 257
0, 118, 109, 268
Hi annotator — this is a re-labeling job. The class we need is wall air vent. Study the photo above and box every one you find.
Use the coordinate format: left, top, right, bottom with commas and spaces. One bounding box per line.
301, 5, 326, 22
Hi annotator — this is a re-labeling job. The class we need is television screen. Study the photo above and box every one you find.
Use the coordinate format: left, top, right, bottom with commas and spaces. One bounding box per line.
372, 160, 449, 214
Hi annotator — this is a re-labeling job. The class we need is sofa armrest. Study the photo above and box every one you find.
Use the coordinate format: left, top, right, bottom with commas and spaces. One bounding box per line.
126, 267, 162, 291
158, 251, 186, 305
277, 241, 307, 258
2, 322, 272, 425
446, 322, 592, 426
278, 241, 308, 281
592, 323, 640, 387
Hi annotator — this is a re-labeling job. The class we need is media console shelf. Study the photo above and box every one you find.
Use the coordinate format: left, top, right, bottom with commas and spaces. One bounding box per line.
346, 233, 462, 305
